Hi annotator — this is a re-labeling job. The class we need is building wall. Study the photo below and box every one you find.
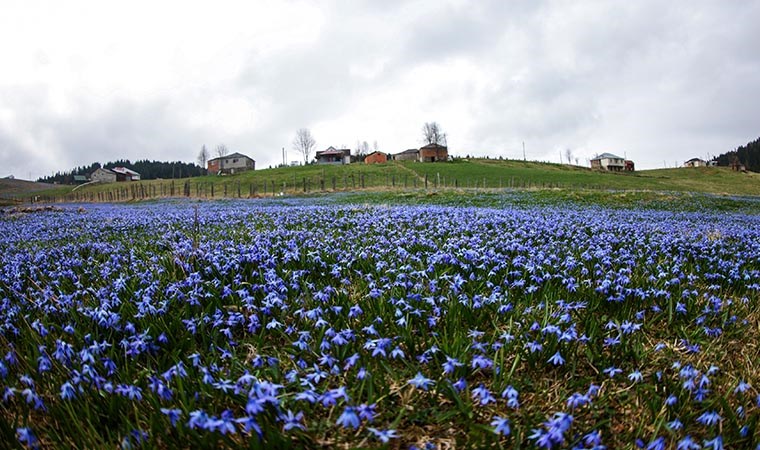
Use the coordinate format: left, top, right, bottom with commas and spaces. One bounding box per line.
208, 160, 221, 174
91, 169, 116, 183
365, 152, 387, 164
316, 156, 344, 164
592, 157, 624, 171
419, 148, 448, 162
220, 156, 254, 171
394, 152, 419, 161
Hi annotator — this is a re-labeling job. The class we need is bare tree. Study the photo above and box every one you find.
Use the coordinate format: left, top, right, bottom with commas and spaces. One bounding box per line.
422, 122, 447, 145
197, 144, 210, 170
355, 140, 370, 156
564, 148, 573, 165
215, 144, 229, 158
293, 128, 316, 164
373, 140, 379, 153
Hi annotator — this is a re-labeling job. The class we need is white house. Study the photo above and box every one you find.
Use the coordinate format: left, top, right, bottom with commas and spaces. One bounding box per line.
683, 158, 707, 168
90, 168, 117, 183
590, 153, 626, 171
207, 153, 256, 174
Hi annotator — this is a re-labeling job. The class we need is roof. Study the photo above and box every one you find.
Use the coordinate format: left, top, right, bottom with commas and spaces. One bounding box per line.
420, 143, 447, 150
366, 151, 386, 157
73, 175, 88, 181
111, 167, 140, 176
317, 147, 350, 156
591, 152, 624, 161
208, 152, 254, 162
396, 149, 419, 155
685, 157, 705, 163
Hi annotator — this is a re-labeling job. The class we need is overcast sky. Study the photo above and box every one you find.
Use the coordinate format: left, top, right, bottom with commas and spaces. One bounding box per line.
2, 0, 759, 179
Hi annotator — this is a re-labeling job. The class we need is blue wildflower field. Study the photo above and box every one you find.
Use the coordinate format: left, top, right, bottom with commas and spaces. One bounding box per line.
1, 200, 759, 449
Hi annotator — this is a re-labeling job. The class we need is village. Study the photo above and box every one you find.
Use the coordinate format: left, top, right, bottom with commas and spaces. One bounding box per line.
71, 145, 731, 184
73, 148, 732, 184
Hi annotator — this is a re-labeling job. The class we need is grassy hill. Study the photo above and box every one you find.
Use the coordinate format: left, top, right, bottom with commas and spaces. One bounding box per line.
3, 159, 759, 203
0, 178, 58, 205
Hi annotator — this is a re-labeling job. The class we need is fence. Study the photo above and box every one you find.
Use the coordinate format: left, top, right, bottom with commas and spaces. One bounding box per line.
12, 173, 606, 205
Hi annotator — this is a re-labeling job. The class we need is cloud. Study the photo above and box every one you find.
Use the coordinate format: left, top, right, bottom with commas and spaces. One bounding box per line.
1, 0, 759, 179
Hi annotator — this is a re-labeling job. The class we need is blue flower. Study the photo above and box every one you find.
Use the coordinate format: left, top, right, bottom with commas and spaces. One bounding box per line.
646, 436, 666, 450
442, 356, 462, 375
160, 408, 182, 427
336, 407, 360, 429
471, 354, 493, 370
677, 435, 701, 450
501, 385, 520, 409
490, 416, 510, 436
471, 384, 496, 406
703, 436, 723, 450
734, 380, 751, 394
368, 428, 398, 443
696, 411, 721, 427
547, 351, 565, 366
282, 410, 305, 431
17, 427, 38, 449
408, 372, 434, 391
60, 382, 76, 400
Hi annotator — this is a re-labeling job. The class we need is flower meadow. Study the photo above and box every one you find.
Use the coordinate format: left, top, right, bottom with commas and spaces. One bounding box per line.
1, 200, 759, 449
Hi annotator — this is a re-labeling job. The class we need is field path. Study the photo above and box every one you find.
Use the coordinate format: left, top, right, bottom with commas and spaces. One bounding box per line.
392, 161, 427, 185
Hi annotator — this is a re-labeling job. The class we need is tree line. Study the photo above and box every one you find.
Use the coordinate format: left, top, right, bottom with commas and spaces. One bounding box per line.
38, 160, 205, 184
714, 136, 760, 172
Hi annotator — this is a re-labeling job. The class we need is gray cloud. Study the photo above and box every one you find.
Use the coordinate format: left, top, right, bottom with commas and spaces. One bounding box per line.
1, 0, 759, 179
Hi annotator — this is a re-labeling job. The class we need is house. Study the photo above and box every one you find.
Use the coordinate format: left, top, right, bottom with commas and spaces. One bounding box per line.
111, 167, 141, 181
590, 153, 626, 171
683, 158, 707, 168
72, 175, 88, 184
625, 160, 635, 171
315, 147, 351, 164
90, 168, 117, 183
364, 151, 387, 164
393, 149, 420, 162
207, 152, 255, 175
419, 143, 448, 162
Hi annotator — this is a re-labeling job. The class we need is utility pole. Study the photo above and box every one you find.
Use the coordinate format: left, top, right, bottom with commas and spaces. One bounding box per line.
523, 142, 526, 161
282, 147, 285, 167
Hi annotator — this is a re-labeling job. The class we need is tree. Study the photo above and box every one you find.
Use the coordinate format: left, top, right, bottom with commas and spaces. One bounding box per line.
373, 140, 379, 153
293, 128, 316, 164
215, 144, 229, 158
197, 145, 209, 170
422, 122, 447, 146
564, 148, 573, 165
355, 140, 370, 156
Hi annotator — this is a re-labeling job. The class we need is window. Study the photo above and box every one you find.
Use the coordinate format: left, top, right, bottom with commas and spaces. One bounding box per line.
233, 159, 238, 163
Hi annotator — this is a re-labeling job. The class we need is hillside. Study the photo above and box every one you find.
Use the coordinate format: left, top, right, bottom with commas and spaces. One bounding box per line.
37, 159, 205, 184
0, 179, 58, 205
4, 159, 760, 203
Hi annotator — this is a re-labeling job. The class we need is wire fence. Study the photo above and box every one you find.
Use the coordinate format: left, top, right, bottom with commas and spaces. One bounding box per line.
10, 173, 607, 205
